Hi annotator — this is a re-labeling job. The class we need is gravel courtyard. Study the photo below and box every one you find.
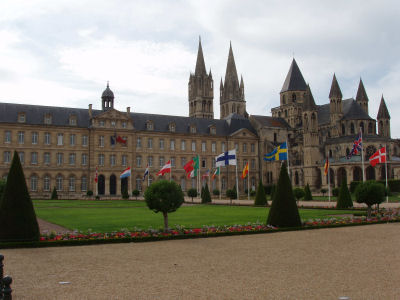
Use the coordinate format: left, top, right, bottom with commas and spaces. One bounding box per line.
2, 223, 400, 300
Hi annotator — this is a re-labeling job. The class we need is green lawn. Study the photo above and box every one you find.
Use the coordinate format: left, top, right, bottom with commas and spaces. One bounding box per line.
33, 200, 358, 233
312, 194, 400, 203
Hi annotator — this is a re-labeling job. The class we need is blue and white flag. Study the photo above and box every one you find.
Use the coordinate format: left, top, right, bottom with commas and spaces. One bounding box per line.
264, 142, 288, 161
215, 149, 237, 167
143, 165, 149, 181
120, 167, 131, 179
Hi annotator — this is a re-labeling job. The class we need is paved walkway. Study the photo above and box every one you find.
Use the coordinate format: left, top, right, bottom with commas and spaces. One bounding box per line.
2, 223, 400, 299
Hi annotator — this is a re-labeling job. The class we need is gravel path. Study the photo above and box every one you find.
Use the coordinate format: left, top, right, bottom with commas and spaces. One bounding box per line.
2, 223, 400, 299
37, 218, 72, 235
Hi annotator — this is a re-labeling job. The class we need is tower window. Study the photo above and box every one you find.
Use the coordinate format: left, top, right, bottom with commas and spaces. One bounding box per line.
292, 94, 296, 102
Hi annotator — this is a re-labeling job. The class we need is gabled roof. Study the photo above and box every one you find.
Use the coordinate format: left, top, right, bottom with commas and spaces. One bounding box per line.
329, 74, 342, 99
251, 115, 290, 128
377, 96, 390, 119
280, 59, 307, 93
356, 78, 369, 103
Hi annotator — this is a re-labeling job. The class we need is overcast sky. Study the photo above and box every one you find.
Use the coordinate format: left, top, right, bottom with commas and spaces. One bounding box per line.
1, 0, 400, 136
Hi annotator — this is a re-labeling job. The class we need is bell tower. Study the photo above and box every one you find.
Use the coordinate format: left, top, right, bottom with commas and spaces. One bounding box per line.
102, 82, 114, 111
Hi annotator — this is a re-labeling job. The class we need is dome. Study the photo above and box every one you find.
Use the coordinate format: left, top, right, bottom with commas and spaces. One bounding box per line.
102, 82, 114, 99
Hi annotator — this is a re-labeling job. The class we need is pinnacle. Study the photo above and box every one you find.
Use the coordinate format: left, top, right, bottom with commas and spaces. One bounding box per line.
329, 73, 342, 99
356, 78, 369, 103
224, 42, 239, 90
303, 84, 316, 110
194, 36, 207, 76
280, 58, 307, 93
377, 95, 390, 119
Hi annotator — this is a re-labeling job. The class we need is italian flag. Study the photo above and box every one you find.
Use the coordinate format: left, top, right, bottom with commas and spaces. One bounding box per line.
211, 167, 220, 179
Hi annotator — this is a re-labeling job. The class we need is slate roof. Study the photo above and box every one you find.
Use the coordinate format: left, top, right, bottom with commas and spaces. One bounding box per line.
251, 115, 290, 128
280, 59, 307, 93
325, 134, 392, 145
377, 96, 390, 119
0, 102, 258, 137
303, 85, 317, 111
101, 83, 114, 98
329, 74, 342, 99
356, 79, 369, 103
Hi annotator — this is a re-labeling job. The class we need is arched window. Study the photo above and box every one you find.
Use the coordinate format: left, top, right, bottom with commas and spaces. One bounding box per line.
43, 175, 50, 191
350, 123, 355, 134
292, 93, 296, 102
329, 150, 333, 158
368, 122, 373, 134
180, 177, 186, 191
69, 176, 75, 192
30, 175, 38, 191
81, 176, 87, 191
342, 124, 346, 135
56, 175, 63, 191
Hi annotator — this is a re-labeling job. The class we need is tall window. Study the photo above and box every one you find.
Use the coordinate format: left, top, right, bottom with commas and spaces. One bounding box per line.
181, 140, 186, 151
251, 143, 255, 153
3, 151, 11, 163
136, 178, 142, 191
110, 154, 116, 166
69, 153, 76, 165
171, 157, 175, 167
98, 154, 104, 166
191, 141, 196, 152
70, 134, 76, 146
4, 131, 11, 143
81, 176, 87, 191
251, 159, 256, 169
43, 176, 50, 191
235, 143, 239, 152
122, 155, 127, 167
170, 140, 175, 150
19, 152, 24, 163
181, 157, 186, 167
30, 176, 38, 191
81, 154, 87, 166
31, 132, 38, 144
18, 131, 24, 144
148, 156, 153, 167
180, 178, 186, 191
69, 177, 75, 192
31, 152, 38, 164
137, 137, 142, 148
159, 139, 164, 150
201, 142, 206, 152
136, 156, 142, 167
221, 142, 226, 152
57, 153, 63, 165
57, 133, 63, 145
148, 138, 153, 149
99, 136, 104, 147
44, 132, 51, 145
56, 175, 63, 191
243, 143, 247, 153
212, 142, 216, 153
82, 135, 88, 146
159, 157, 165, 167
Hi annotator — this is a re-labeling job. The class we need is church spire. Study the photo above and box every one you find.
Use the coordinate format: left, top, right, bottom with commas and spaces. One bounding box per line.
329, 73, 342, 99
224, 42, 240, 90
303, 84, 316, 111
356, 78, 369, 114
280, 58, 307, 93
195, 36, 207, 76
377, 95, 390, 119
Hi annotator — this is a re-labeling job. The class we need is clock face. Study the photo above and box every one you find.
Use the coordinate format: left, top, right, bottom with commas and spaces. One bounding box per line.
365, 145, 377, 160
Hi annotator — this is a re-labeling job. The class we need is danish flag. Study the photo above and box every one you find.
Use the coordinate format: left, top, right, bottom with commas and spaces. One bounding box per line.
369, 147, 386, 167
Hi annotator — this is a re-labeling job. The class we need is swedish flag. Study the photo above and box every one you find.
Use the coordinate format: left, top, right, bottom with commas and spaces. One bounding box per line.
264, 142, 288, 161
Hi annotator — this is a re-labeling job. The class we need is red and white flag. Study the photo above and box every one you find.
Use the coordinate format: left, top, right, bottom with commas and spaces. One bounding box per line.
94, 167, 98, 183
369, 147, 386, 167
156, 160, 171, 176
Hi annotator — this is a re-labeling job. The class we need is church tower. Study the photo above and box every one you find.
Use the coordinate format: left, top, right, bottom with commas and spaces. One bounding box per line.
102, 82, 114, 111
188, 37, 214, 119
220, 42, 246, 119
356, 78, 369, 114
377, 95, 391, 138
279, 59, 307, 127
329, 74, 343, 126
302, 85, 320, 188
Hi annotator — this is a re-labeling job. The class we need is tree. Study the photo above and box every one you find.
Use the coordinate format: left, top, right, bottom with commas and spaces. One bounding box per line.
0, 179, 6, 200
320, 188, 327, 197
355, 181, 385, 218
132, 189, 140, 200
51, 187, 58, 200
254, 179, 267, 206
267, 163, 301, 227
201, 183, 212, 203
144, 180, 184, 231
212, 189, 220, 196
293, 188, 305, 203
336, 177, 353, 209
187, 188, 197, 202
86, 190, 93, 197
304, 183, 312, 201
0, 151, 40, 241
226, 189, 237, 204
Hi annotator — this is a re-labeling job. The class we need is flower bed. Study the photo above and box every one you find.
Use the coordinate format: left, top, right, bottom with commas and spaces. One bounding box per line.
2, 209, 400, 249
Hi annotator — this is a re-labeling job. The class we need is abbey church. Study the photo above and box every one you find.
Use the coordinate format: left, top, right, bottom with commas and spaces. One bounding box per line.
0, 38, 398, 198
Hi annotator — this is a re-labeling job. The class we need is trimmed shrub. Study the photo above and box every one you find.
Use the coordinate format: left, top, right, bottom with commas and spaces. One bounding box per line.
270, 184, 277, 199
201, 183, 212, 204
336, 177, 353, 209
144, 180, 184, 231
304, 183, 312, 201
86, 190, 93, 196
51, 187, 58, 200
332, 187, 339, 197
264, 185, 273, 195
355, 181, 385, 218
0, 151, 40, 241
187, 188, 197, 202
320, 188, 327, 197
350, 181, 362, 193
250, 190, 256, 197
0, 179, 6, 200
212, 189, 220, 196
132, 189, 140, 200
293, 188, 305, 202
254, 179, 267, 206
267, 163, 301, 227
226, 189, 237, 200
122, 185, 129, 199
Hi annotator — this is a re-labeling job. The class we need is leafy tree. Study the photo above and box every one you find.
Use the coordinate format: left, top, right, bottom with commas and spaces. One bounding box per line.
267, 163, 301, 227
304, 183, 312, 201
187, 188, 197, 202
293, 188, 305, 202
132, 189, 140, 200
355, 181, 385, 218
254, 179, 267, 206
320, 188, 327, 197
0, 151, 40, 241
212, 189, 220, 196
144, 180, 184, 231
201, 183, 212, 203
336, 177, 353, 209
51, 187, 58, 200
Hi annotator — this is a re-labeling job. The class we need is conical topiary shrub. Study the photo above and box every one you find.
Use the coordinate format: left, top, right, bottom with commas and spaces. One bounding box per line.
201, 183, 212, 203
267, 163, 301, 227
0, 151, 40, 241
254, 179, 267, 206
336, 177, 353, 209
304, 183, 312, 201
51, 187, 58, 200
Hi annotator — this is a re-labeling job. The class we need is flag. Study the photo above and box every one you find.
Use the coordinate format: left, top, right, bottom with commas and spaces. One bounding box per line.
120, 167, 131, 179
241, 162, 249, 179
369, 147, 386, 167
116, 135, 127, 145
211, 167, 220, 179
347, 132, 362, 159
202, 169, 210, 179
157, 160, 171, 176
264, 142, 288, 161
215, 149, 237, 167
193, 155, 200, 173
143, 165, 149, 181
324, 156, 329, 176
94, 167, 98, 183
183, 159, 194, 175
188, 169, 195, 179
110, 134, 116, 146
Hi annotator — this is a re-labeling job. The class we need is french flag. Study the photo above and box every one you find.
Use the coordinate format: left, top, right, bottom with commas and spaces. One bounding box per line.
120, 167, 131, 179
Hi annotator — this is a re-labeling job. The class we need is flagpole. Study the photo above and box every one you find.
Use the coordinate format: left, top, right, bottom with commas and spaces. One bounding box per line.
286, 139, 290, 177
129, 168, 132, 198
170, 160, 172, 182
328, 161, 331, 202
247, 165, 250, 201
219, 166, 221, 201
360, 128, 365, 182
148, 166, 150, 188
385, 144, 388, 203
235, 159, 239, 202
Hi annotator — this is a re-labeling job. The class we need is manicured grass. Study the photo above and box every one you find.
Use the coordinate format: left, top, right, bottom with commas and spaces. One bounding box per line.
33, 200, 357, 233
312, 195, 400, 203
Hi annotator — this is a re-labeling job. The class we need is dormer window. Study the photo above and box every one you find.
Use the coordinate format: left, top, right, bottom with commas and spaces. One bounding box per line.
190, 125, 196, 134
44, 114, 52, 125
146, 121, 154, 131
210, 126, 216, 135
69, 115, 77, 126
99, 120, 105, 127
18, 113, 26, 123
169, 123, 176, 132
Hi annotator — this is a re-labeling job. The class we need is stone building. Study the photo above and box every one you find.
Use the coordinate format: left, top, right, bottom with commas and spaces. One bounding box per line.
0, 39, 398, 198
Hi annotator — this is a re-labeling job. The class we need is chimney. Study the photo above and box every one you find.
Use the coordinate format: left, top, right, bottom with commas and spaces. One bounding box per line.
127, 107, 131, 115
88, 104, 92, 118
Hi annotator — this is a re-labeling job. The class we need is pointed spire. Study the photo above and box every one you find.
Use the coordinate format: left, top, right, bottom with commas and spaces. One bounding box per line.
377, 95, 390, 119
280, 58, 307, 93
194, 36, 207, 76
240, 75, 244, 88
329, 73, 342, 99
356, 78, 369, 103
224, 42, 239, 89
303, 84, 317, 110
209, 68, 212, 77
220, 77, 223, 89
